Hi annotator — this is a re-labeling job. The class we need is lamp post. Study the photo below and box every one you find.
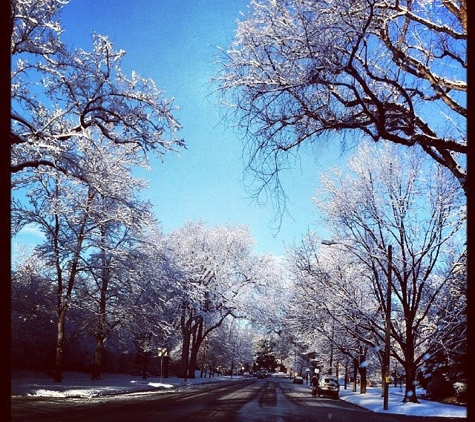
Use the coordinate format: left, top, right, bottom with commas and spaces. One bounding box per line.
383, 244, 392, 410
329, 321, 334, 375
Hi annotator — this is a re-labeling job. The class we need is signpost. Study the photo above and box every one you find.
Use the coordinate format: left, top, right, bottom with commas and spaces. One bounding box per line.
157, 348, 168, 384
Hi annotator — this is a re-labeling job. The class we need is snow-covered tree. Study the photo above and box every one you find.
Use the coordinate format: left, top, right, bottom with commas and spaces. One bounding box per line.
11, 0, 183, 177
11, 253, 57, 370
117, 226, 185, 380
11, 134, 158, 382
417, 249, 467, 401
310, 140, 466, 403
285, 233, 390, 391
165, 221, 272, 379
206, 319, 257, 377
11, 0, 186, 381
216, 0, 467, 221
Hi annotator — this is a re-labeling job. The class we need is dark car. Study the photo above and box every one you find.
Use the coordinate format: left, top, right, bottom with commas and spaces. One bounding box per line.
292, 375, 304, 384
316, 375, 340, 399
257, 370, 268, 379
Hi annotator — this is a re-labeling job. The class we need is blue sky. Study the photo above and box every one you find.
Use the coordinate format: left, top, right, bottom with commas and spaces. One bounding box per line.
16, 0, 347, 257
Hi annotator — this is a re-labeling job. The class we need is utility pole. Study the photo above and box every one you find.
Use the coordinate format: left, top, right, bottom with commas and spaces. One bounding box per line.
383, 245, 392, 410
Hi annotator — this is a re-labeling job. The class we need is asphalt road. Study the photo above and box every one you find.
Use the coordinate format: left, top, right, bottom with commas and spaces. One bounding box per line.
10, 377, 456, 422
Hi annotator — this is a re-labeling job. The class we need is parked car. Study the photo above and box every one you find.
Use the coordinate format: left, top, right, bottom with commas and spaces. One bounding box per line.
243, 372, 250, 378
316, 375, 340, 399
293, 375, 304, 384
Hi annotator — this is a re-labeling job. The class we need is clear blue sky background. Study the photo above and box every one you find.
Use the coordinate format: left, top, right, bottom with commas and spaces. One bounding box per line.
36, 0, 347, 256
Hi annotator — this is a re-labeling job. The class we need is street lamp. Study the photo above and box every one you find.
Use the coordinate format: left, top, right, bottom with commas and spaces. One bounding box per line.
322, 240, 393, 410
383, 244, 392, 410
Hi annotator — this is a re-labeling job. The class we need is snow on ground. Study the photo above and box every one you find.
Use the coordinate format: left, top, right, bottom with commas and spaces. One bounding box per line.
10, 370, 467, 418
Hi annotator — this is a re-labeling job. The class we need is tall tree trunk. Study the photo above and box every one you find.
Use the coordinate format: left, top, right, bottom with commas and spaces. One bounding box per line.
352, 358, 358, 392
52, 186, 92, 383
53, 307, 67, 382
179, 306, 192, 379
180, 329, 190, 379
187, 316, 204, 379
53, 247, 81, 383
142, 350, 149, 380
403, 328, 419, 403
359, 348, 367, 394
92, 334, 104, 381
91, 228, 109, 381
200, 338, 207, 378
163, 355, 169, 378
344, 362, 348, 389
